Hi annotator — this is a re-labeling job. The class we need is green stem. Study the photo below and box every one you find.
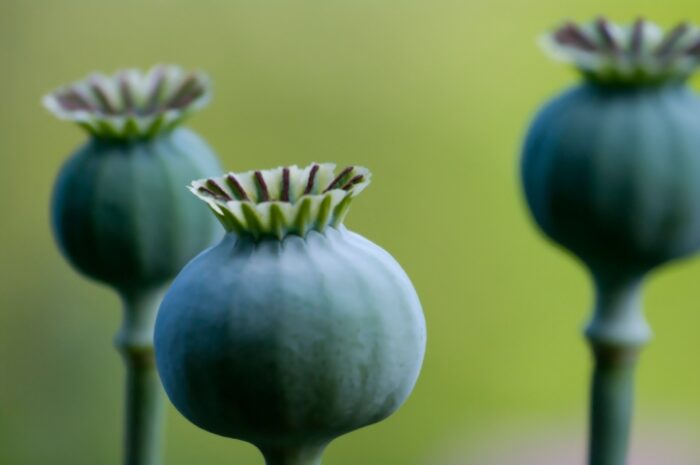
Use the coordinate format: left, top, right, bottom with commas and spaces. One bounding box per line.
115, 288, 167, 465
588, 347, 639, 465
260, 444, 326, 465
584, 274, 651, 465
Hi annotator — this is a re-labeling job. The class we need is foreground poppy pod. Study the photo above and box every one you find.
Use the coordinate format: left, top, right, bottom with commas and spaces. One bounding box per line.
46, 65, 222, 465
521, 18, 700, 465
154, 164, 426, 465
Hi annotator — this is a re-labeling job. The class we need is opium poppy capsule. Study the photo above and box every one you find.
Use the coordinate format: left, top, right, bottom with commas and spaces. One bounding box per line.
155, 164, 427, 465
48, 65, 222, 295
521, 18, 700, 465
46, 65, 223, 465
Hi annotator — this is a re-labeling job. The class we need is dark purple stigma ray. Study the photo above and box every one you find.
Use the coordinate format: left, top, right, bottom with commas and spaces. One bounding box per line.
655, 22, 690, 58
145, 67, 167, 113
254, 171, 270, 202
630, 19, 645, 57
554, 22, 598, 52
341, 174, 364, 191
596, 17, 620, 53
686, 39, 700, 57
281, 168, 291, 202
324, 166, 354, 193
304, 164, 320, 195
197, 186, 229, 201
57, 90, 95, 112
225, 174, 250, 201
171, 86, 205, 110
119, 73, 135, 113
166, 74, 198, 110
89, 79, 117, 115
205, 179, 232, 201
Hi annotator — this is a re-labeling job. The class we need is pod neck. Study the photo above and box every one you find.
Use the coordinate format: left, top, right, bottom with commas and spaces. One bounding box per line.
584, 272, 650, 465
115, 287, 167, 357
585, 273, 651, 351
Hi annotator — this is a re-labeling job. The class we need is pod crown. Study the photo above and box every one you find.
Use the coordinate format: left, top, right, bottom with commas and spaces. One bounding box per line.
43, 64, 210, 139
542, 18, 700, 85
191, 163, 371, 240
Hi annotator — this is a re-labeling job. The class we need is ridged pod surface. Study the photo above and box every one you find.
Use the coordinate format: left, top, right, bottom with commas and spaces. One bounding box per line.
522, 83, 700, 275
154, 164, 426, 465
52, 128, 221, 293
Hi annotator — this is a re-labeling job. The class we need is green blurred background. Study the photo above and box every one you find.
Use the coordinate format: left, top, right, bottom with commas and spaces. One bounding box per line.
2, 1, 700, 464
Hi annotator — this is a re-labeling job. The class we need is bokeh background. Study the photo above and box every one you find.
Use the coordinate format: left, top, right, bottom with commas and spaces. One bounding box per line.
2, 1, 700, 464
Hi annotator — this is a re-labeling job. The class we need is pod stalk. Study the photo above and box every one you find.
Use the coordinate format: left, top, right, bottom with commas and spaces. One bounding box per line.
585, 274, 651, 465
116, 288, 167, 465
260, 445, 326, 465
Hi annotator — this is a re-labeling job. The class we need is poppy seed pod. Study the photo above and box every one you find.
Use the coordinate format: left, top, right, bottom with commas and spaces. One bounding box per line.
47, 65, 222, 295
46, 65, 223, 465
521, 19, 700, 465
522, 20, 700, 276
154, 164, 426, 465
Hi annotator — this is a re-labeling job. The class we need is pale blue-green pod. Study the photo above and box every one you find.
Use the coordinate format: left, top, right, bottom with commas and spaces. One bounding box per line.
155, 164, 426, 465
520, 19, 700, 465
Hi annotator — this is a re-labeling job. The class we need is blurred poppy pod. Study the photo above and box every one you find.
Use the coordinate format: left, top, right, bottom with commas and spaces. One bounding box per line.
523, 19, 700, 277
520, 18, 700, 465
46, 65, 223, 465
47, 65, 222, 295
